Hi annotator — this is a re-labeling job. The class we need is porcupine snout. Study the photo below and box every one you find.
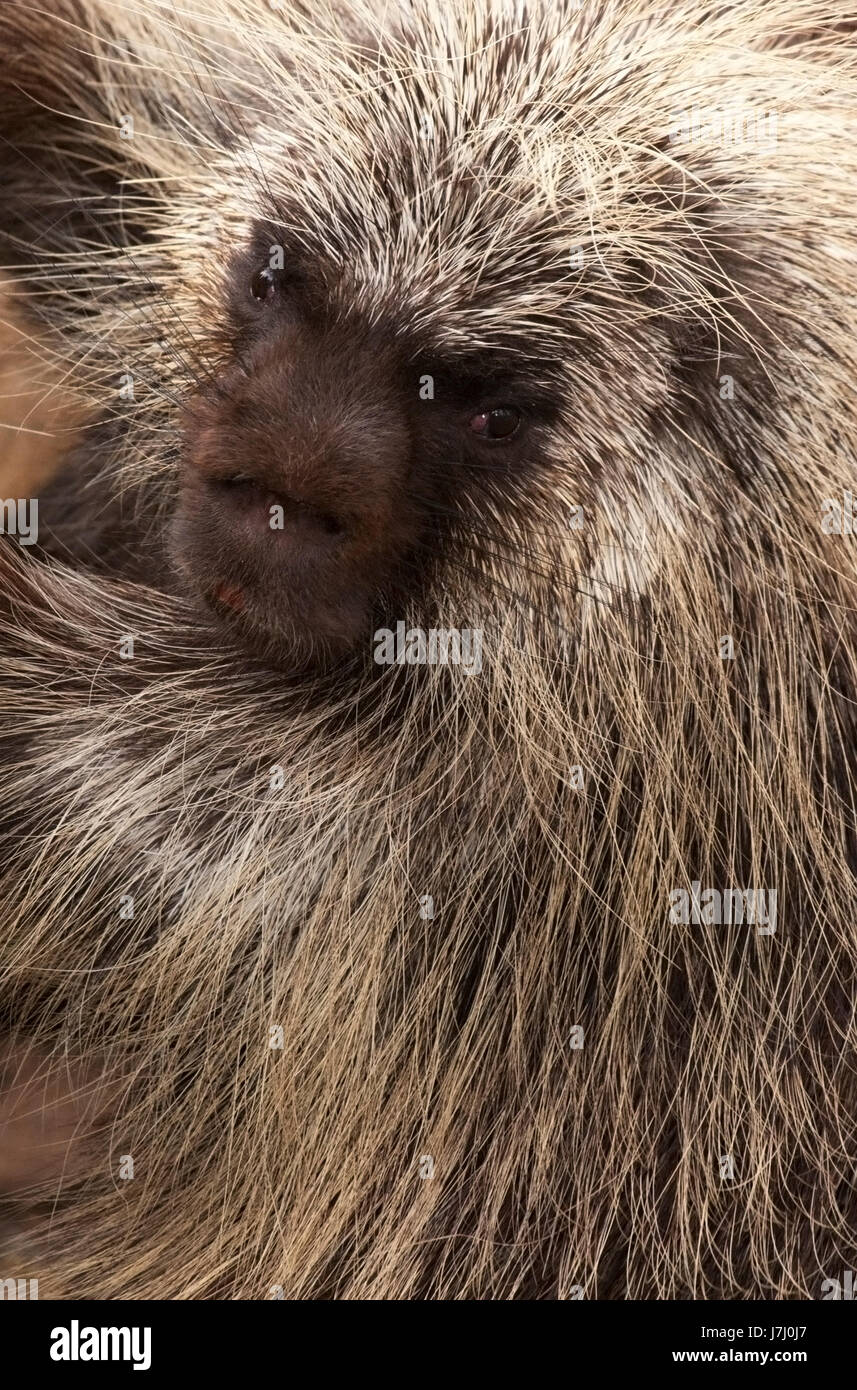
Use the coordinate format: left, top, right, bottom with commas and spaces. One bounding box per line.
173, 308, 419, 665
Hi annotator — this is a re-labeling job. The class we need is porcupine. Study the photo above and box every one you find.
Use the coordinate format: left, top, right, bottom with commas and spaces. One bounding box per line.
0, 0, 856, 1299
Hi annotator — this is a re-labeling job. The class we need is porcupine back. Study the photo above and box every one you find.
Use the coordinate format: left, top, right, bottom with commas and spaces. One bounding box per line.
0, 0, 857, 1297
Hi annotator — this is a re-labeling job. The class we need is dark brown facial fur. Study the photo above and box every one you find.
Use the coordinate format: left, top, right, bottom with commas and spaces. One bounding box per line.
174, 323, 418, 666
170, 232, 557, 668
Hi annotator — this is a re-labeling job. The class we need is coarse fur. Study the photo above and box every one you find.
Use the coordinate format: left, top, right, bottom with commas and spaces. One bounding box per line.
0, 0, 856, 1298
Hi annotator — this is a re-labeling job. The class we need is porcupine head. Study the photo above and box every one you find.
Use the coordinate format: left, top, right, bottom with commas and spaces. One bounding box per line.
13, 0, 854, 686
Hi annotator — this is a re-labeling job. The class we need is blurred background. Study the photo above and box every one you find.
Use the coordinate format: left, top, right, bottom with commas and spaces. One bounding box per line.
0, 280, 83, 496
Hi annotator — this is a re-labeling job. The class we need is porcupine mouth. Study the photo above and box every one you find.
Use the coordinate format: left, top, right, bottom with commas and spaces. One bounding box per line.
171, 471, 377, 670
205, 476, 343, 617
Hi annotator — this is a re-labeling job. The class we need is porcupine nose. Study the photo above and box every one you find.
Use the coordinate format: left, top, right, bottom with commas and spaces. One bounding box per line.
175, 322, 416, 657
210, 471, 346, 545
198, 466, 349, 617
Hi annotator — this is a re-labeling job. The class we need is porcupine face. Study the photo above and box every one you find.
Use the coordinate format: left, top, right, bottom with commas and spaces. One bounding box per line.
169, 19, 651, 671
174, 221, 569, 669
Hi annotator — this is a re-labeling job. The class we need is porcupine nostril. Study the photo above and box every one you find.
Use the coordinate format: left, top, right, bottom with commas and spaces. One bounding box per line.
209, 472, 345, 540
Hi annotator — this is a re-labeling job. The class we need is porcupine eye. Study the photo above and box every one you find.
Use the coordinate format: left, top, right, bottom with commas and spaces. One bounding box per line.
469, 406, 522, 440
250, 266, 279, 302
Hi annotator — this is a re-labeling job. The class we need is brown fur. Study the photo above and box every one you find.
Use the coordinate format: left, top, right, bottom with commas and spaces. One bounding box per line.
0, 0, 857, 1299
